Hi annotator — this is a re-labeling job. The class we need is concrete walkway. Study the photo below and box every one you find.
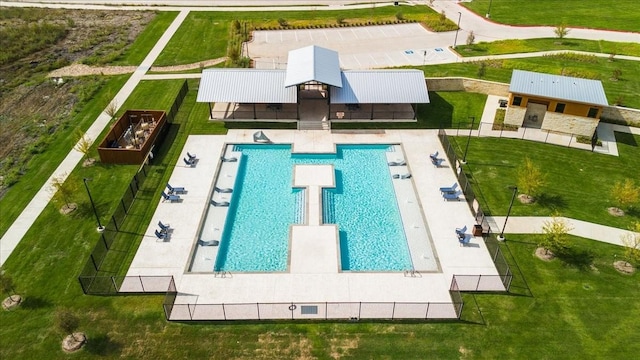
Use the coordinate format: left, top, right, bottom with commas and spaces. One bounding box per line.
0, 10, 190, 266
487, 216, 639, 247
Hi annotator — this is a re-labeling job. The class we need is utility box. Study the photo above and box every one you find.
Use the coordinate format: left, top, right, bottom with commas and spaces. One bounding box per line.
473, 225, 483, 237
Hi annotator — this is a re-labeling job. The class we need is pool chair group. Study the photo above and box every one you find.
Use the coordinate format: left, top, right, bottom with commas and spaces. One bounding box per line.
155, 221, 171, 241
430, 151, 444, 167
161, 183, 187, 202
184, 151, 197, 167
439, 182, 461, 201
455, 225, 470, 246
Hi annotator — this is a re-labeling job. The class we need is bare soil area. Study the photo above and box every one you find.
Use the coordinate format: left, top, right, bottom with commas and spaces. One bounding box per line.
0, 8, 154, 197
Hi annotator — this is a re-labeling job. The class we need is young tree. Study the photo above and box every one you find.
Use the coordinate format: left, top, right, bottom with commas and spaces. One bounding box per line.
517, 157, 546, 200
610, 179, 639, 212
477, 61, 487, 78
439, 10, 446, 24
540, 213, 573, 256
621, 222, 640, 265
74, 130, 93, 165
56, 308, 86, 352
49, 173, 78, 214
104, 99, 118, 121
611, 68, 622, 81
554, 24, 569, 40
0, 272, 21, 306
466, 30, 475, 46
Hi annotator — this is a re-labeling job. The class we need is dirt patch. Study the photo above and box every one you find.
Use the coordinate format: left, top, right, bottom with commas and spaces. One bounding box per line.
535, 247, 555, 261
82, 158, 96, 167
519, 194, 535, 204
2, 295, 22, 310
608, 207, 625, 217
613, 260, 636, 274
62, 332, 87, 352
59, 203, 78, 215
329, 335, 360, 359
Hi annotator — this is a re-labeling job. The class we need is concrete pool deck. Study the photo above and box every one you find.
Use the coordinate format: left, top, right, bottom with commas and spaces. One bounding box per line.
125, 130, 502, 319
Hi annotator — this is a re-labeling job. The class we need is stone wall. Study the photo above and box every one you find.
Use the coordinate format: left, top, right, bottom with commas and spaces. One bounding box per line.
505, 107, 526, 127
425, 77, 509, 96
601, 106, 640, 127
541, 112, 598, 137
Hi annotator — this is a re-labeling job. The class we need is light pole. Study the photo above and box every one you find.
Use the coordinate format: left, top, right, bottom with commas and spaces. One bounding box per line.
486, 0, 493, 18
462, 116, 475, 164
453, 12, 462, 49
498, 186, 518, 241
83, 178, 104, 232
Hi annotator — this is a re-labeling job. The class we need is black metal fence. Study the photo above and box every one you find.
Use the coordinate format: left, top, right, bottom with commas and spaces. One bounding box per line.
78, 80, 189, 295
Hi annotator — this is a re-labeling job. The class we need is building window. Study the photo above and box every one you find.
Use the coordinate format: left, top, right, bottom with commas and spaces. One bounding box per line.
587, 107, 599, 118
555, 103, 566, 113
512, 96, 522, 106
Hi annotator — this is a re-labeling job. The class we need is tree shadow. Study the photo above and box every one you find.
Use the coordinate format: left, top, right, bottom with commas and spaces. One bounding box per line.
615, 132, 638, 147
535, 193, 567, 210
557, 248, 595, 271
416, 92, 453, 129
84, 334, 122, 356
19, 296, 52, 310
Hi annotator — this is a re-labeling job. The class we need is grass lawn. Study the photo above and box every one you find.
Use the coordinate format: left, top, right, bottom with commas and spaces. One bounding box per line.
419, 55, 640, 109
463, 0, 640, 32
450, 132, 640, 229
332, 91, 487, 130
456, 38, 640, 58
112, 11, 178, 66
154, 5, 452, 66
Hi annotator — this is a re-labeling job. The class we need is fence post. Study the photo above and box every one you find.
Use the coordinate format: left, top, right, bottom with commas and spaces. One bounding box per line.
101, 233, 109, 250
476, 275, 482, 291
222, 303, 227, 321
358, 302, 362, 319
425, 302, 430, 319
121, 198, 127, 214
111, 276, 118, 293
90, 254, 98, 271
256, 303, 260, 320
391, 302, 396, 320
111, 215, 119, 232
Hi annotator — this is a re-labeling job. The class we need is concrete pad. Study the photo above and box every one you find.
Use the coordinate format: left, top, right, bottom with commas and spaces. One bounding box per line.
290, 225, 339, 273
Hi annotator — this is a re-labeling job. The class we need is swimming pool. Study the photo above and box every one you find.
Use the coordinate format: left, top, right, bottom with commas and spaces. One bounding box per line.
211, 144, 413, 272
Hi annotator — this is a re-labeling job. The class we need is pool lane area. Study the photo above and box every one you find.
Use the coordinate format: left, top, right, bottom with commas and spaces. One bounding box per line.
124, 130, 503, 319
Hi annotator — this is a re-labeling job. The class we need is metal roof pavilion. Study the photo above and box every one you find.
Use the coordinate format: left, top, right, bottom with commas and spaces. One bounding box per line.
331, 70, 430, 104
197, 69, 297, 104
509, 69, 608, 106
284, 45, 342, 88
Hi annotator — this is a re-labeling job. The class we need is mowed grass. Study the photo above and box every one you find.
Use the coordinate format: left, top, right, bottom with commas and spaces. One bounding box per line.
332, 92, 487, 130
451, 132, 640, 229
456, 38, 640, 58
463, 0, 640, 32
154, 5, 448, 66
112, 11, 178, 66
419, 55, 640, 109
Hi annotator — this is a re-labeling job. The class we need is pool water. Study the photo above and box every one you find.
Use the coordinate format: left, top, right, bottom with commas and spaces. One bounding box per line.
213, 144, 413, 272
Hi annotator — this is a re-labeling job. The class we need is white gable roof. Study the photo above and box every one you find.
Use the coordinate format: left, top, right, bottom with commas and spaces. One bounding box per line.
284, 45, 342, 88
197, 69, 297, 103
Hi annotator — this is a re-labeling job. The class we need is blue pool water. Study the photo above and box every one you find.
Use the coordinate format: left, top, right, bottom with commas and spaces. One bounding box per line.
213, 144, 413, 272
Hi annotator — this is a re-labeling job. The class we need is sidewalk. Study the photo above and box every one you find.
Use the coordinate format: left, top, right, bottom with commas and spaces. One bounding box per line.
0, 10, 191, 266
487, 216, 638, 247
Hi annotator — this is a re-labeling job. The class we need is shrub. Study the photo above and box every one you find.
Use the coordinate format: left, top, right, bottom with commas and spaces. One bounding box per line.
395, 12, 404, 21
517, 157, 546, 198
277, 18, 287, 27
554, 24, 569, 40
621, 222, 640, 265
540, 213, 573, 255
610, 179, 639, 211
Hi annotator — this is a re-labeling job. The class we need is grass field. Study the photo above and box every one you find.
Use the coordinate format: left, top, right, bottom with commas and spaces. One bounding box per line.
112, 11, 178, 66
154, 5, 452, 66
418, 55, 640, 109
463, 0, 640, 32
456, 38, 640, 58
450, 132, 640, 229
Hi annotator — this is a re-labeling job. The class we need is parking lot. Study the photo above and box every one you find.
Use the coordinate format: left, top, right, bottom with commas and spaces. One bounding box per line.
248, 23, 458, 69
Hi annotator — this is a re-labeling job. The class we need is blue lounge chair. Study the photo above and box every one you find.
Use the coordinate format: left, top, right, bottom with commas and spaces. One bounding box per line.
431, 157, 443, 167
187, 152, 197, 160
198, 239, 220, 246
214, 186, 233, 193
166, 183, 186, 194
220, 156, 238, 162
158, 221, 170, 233
455, 225, 467, 235
429, 151, 439, 160
183, 157, 195, 167
161, 191, 180, 202
440, 183, 458, 194
155, 229, 167, 240
442, 191, 460, 201
211, 200, 230, 207
458, 233, 470, 246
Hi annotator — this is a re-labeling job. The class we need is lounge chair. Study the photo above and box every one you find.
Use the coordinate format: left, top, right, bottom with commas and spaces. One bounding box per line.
442, 191, 460, 201
458, 233, 470, 246
158, 221, 170, 233
429, 151, 439, 160
392, 174, 400, 179
187, 152, 197, 160
455, 225, 467, 235
166, 183, 186, 194
388, 160, 406, 166
183, 157, 195, 167
161, 191, 180, 202
211, 200, 230, 207
155, 229, 167, 240
440, 183, 458, 194
198, 239, 220, 246
431, 157, 443, 167
400, 173, 412, 179
220, 156, 238, 162
214, 186, 233, 193
253, 130, 271, 143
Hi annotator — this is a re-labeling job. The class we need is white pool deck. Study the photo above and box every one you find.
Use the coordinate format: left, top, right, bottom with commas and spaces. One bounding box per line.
125, 130, 503, 319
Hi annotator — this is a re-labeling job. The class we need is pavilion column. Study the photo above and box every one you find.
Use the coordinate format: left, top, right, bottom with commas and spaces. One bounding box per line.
370, 104, 374, 120
208, 103, 213, 119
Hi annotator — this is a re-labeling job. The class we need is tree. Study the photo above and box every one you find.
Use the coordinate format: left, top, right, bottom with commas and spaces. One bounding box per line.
104, 99, 118, 121
74, 130, 93, 163
610, 179, 639, 211
55, 308, 87, 352
517, 157, 546, 199
554, 24, 569, 40
0, 272, 20, 305
621, 222, 640, 265
540, 213, 573, 255
439, 10, 446, 24
466, 30, 475, 46
611, 68, 622, 81
477, 61, 486, 78
49, 173, 78, 214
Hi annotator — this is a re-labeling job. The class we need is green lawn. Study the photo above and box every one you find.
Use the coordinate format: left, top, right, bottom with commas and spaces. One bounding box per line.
418, 55, 640, 109
450, 132, 640, 229
112, 11, 178, 66
463, 0, 640, 32
154, 5, 451, 66
456, 38, 640, 58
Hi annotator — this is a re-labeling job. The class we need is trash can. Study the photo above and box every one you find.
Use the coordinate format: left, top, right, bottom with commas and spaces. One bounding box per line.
473, 225, 483, 237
